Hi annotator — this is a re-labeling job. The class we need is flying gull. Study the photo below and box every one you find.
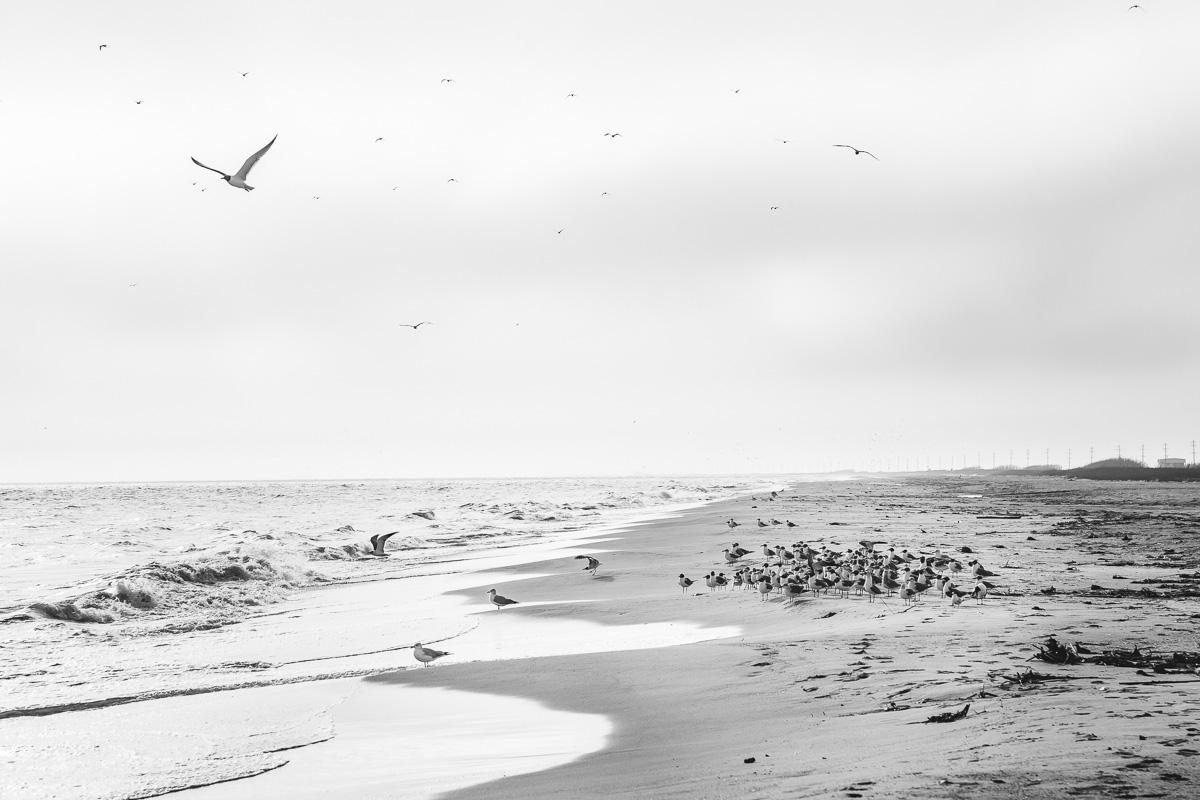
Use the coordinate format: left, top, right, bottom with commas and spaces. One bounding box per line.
833, 144, 879, 160
575, 555, 601, 575
412, 643, 450, 667
369, 531, 398, 556
487, 588, 519, 609
191, 134, 277, 191
399, 322, 431, 330
99, 45, 107, 51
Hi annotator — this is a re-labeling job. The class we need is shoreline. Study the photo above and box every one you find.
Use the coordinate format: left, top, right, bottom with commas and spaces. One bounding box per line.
10, 474, 1200, 798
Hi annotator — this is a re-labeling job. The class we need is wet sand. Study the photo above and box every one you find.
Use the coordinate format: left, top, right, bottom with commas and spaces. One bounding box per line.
368, 474, 1200, 798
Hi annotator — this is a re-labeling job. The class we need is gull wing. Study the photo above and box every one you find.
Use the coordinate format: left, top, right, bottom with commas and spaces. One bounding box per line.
235, 134, 277, 180
190, 157, 230, 178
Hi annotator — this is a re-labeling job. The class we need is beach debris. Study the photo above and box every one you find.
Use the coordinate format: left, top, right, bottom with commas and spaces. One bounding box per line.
743, 757, 756, 763
1033, 636, 1083, 664
921, 704, 970, 724
408, 510, 437, 520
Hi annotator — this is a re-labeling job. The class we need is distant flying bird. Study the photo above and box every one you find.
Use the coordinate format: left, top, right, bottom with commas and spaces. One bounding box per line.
446, 178, 458, 182
375, 137, 384, 142
833, 144, 879, 160
398, 322, 431, 330
412, 643, 449, 667
129, 284, 138, 287
441, 78, 455, 82
600, 192, 609, 196
565, 93, 577, 98
135, 100, 142, 105
604, 132, 622, 137
770, 206, 779, 210
731, 89, 741, 93
191, 134, 277, 191
369, 531, 398, 556
1129, 4, 1143, 8
776, 139, 791, 144
556, 229, 564, 234
487, 588, 519, 609
99, 44, 107, 51
575, 555, 601, 575
313, 196, 320, 200
240, 72, 249, 77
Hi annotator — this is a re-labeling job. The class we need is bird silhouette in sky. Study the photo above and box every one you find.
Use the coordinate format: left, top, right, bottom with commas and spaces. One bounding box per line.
834, 144, 879, 160
1129, 4, 1143, 8
600, 192, 609, 196
565, 93, 577, 98
135, 100, 142, 105
447, 178, 458, 182
375, 137, 384, 142
770, 206, 779, 210
191, 135, 278, 191
399, 322, 432, 330
604, 132, 622, 137
776, 139, 792, 144
99, 44, 107, 51
240, 71, 249, 77
441, 78, 455, 82
556, 229, 564, 234
731, 89, 741, 93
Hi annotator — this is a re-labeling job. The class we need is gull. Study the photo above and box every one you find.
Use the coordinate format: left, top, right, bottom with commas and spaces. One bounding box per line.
727, 518, 740, 529
487, 588, 519, 609
731, 89, 741, 94
446, 178, 457, 182
833, 144, 879, 160
369, 531, 398, 556
565, 93, 577, 98
135, 100, 143, 105
240, 72, 249, 77
412, 643, 450, 667
971, 579, 988, 604
398, 322, 431, 330
375, 137, 384, 142
604, 132, 622, 137
600, 192, 609, 196
99, 44, 107, 51
770, 206, 779, 210
441, 78, 455, 82
730, 542, 751, 557
575, 555, 601, 575
724, 549, 741, 564
191, 134, 277, 191
678, 573, 694, 593
556, 229, 564, 234
1129, 4, 1143, 9
776, 139, 791, 144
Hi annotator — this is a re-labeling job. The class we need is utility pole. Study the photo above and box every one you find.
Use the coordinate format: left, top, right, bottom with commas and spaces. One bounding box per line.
1140, 444, 1145, 465
1118, 445, 1122, 459
1090, 446, 1094, 464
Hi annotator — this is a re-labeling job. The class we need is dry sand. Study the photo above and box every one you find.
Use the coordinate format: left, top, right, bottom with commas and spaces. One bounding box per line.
343, 473, 1200, 799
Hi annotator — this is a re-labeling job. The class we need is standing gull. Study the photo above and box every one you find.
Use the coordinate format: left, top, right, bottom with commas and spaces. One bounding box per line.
487, 588, 519, 609
191, 134, 278, 191
678, 574, 694, 594
412, 643, 450, 667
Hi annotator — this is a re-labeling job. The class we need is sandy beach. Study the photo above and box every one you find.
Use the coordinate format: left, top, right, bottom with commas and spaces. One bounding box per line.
190, 475, 1200, 798
6, 473, 1200, 799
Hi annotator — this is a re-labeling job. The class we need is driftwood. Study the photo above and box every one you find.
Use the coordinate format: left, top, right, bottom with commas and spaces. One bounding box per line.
1032, 636, 1200, 673
922, 704, 970, 723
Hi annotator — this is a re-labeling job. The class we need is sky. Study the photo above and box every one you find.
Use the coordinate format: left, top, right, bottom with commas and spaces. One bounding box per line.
2, 1, 1198, 482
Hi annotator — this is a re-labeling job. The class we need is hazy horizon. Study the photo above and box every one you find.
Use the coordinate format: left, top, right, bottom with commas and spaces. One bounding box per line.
4, 1, 1197, 483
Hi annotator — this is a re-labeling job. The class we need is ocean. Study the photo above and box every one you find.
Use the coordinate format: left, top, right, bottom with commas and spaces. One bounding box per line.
0, 475, 773, 798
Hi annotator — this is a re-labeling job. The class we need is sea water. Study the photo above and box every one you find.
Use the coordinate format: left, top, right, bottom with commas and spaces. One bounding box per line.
0, 476, 769, 798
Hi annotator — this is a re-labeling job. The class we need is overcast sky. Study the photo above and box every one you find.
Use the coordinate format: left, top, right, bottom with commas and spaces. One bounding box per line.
2, 1, 1197, 482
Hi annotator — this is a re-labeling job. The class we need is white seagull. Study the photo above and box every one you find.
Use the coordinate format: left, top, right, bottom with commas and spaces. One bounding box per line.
412, 643, 450, 667
575, 555, 601, 575
191, 134, 277, 191
487, 588, 519, 609
369, 531, 398, 556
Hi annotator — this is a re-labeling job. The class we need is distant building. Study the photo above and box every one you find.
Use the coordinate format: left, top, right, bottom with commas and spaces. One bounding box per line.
1158, 458, 1186, 468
